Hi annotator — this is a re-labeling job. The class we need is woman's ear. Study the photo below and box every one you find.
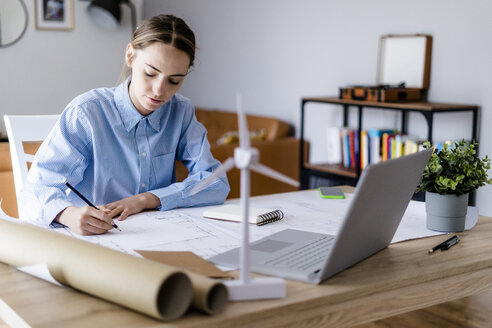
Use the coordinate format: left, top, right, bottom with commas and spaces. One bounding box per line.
125, 43, 135, 67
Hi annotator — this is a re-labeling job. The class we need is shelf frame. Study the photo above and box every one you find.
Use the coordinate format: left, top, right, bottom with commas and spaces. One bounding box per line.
299, 97, 480, 190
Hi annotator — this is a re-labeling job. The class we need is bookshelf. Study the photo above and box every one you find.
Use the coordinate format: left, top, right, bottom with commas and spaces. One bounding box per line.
299, 97, 479, 189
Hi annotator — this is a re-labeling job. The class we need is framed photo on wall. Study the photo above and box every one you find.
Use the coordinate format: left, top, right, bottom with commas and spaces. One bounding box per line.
35, 0, 74, 31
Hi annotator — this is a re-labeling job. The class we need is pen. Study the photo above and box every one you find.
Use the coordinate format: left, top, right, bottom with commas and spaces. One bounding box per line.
65, 182, 121, 231
428, 235, 459, 254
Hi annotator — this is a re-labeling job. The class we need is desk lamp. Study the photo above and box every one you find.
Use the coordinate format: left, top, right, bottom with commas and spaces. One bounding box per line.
85, 0, 136, 32
192, 94, 299, 301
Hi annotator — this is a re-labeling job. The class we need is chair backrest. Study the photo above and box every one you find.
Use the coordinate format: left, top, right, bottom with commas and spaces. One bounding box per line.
4, 115, 60, 218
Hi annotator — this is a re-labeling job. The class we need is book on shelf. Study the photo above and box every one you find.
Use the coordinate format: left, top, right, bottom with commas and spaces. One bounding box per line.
340, 127, 359, 169
366, 129, 392, 165
382, 131, 398, 161
333, 127, 428, 171
394, 134, 402, 158
369, 133, 380, 165
404, 138, 414, 155
341, 128, 350, 168
353, 129, 359, 169
389, 134, 396, 159
349, 129, 356, 169
360, 130, 369, 170
326, 127, 342, 164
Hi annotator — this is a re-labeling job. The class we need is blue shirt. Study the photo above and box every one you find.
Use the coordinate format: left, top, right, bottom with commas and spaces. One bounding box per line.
21, 80, 230, 226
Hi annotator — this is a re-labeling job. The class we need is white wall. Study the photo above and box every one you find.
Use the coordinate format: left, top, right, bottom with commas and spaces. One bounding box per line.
2, 0, 492, 215
144, 0, 492, 215
0, 0, 137, 131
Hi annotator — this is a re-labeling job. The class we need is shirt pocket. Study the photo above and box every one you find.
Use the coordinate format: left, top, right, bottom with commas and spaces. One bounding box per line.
151, 152, 176, 188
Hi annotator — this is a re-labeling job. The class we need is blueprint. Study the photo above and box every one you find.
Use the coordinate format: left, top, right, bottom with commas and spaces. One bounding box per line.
181, 189, 478, 244
50, 189, 479, 259
55, 209, 241, 259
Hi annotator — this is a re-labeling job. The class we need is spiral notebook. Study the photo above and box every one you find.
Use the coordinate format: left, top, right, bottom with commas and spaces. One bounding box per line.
202, 204, 284, 226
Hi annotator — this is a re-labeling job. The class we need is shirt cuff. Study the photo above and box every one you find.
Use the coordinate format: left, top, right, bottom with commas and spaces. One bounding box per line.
149, 186, 182, 211
42, 198, 75, 226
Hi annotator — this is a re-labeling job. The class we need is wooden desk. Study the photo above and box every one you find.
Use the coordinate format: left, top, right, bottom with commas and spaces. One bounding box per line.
1, 211, 492, 327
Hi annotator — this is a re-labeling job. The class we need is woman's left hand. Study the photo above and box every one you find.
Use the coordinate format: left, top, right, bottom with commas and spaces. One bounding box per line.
101, 192, 161, 221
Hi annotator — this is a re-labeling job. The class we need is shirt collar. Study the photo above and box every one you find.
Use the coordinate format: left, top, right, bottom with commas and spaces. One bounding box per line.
114, 78, 167, 132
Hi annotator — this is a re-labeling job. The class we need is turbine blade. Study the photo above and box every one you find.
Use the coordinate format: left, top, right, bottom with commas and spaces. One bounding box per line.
236, 93, 250, 149
250, 162, 300, 187
191, 157, 235, 195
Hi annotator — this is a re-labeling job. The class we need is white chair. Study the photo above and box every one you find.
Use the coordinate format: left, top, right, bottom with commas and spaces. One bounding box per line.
4, 115, 60, 218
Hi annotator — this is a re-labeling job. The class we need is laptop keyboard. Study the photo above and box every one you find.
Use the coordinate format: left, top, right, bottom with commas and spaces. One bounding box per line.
263, 235, 335, 271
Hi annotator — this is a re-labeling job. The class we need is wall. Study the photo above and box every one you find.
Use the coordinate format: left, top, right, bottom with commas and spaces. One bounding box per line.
1, 0, 492, 215
144, 0, 492, 216
0, 0, 139, 135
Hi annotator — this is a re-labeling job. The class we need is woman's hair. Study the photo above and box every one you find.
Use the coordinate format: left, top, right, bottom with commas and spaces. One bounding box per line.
120, 14, 196, 82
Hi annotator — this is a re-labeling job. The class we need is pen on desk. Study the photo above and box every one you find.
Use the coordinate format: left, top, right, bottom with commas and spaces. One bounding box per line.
441, 235, 459, 250
428, 235, 459, 254
65, 182, 121, 231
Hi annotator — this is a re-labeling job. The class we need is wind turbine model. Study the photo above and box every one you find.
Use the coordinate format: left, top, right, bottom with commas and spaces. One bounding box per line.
192, 94, 300, 301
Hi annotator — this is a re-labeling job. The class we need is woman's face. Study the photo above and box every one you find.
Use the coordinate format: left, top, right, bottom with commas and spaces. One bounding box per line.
125, 42, 190, 116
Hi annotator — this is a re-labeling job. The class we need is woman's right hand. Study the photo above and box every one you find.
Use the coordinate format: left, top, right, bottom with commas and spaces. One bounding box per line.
55, 206, 115, 235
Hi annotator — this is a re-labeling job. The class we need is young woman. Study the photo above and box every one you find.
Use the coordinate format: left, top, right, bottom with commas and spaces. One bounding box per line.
21, 14, 230, 235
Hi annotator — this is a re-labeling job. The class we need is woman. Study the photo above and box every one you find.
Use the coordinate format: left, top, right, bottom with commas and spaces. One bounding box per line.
21, 14, 230, 235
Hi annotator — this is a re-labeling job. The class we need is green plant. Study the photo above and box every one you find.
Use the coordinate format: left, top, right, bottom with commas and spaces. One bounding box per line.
417, 140, 492, 196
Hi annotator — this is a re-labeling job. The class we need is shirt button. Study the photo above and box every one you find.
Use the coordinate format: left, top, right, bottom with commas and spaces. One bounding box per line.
141, 183, 146, 187
142, 152, 147, 157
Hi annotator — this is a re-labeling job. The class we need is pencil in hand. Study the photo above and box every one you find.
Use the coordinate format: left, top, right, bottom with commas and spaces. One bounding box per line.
65, 182, 121, 231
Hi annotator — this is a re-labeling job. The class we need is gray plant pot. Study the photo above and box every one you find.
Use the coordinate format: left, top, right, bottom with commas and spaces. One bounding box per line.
425, 191, 469, 232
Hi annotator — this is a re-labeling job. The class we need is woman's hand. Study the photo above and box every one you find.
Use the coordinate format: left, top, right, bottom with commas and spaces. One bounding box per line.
55, 206, 115, 235
101, 192, 161, 221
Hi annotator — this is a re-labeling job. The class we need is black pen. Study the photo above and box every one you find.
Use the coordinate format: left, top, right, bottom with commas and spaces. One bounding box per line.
428, 235, 459, 254
65, 182, 121, 231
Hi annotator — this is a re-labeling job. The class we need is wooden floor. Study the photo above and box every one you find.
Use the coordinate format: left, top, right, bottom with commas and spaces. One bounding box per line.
356, 288, 492, 328
2, 289, 492, 327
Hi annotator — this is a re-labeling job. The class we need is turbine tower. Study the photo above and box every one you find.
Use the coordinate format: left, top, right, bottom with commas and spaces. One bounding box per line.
192, 94, 299, 300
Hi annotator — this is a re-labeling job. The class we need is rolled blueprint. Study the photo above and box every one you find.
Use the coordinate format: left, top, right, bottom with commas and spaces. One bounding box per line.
0, 219, 193, 321
187, 271, 228, 315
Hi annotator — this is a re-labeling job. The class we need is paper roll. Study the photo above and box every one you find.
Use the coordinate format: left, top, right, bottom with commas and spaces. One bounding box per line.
0, 219, 193, 321
187, 271, 228, 315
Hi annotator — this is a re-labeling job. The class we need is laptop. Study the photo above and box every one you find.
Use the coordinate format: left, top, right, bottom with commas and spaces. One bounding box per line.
209, 148, 433, 284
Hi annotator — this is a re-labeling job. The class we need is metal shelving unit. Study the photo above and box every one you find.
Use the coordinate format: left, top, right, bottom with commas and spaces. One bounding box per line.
299, 97, 479, 189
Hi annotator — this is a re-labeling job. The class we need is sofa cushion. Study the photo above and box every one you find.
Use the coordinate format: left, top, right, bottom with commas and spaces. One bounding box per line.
216, 128, 267, 145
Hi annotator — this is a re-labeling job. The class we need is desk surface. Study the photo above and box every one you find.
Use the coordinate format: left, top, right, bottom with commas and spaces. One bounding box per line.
2, 194, 492, 327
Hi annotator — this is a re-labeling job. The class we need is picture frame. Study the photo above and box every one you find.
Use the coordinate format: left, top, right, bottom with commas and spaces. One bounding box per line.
35, 0, 74, 31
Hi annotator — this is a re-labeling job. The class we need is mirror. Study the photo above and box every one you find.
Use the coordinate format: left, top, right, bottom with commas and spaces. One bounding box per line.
377, 35, 432, 89
0, 0, 28, 48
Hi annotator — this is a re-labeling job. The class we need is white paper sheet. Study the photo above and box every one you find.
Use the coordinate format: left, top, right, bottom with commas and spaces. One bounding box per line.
141, 211, 242, 259
394, 202, 478, 242
181, 189, 479, 245
49, 189, 479, 260
16, 263, 62, 286
55, 211, 209, 254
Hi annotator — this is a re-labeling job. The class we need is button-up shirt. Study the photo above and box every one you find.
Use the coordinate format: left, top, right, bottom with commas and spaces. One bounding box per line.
20, 80, 230, 226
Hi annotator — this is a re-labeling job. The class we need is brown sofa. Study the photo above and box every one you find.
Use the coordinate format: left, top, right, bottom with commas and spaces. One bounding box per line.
178, 108, 304, 199
0, 108, 305, 218
0, 142, 40, 218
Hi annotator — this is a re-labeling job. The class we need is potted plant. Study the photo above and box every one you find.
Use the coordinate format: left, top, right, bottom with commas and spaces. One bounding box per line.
416, 140, 492, 232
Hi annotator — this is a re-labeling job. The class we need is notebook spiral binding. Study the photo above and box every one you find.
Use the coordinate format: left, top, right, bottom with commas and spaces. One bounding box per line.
257, 209, 284, 226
